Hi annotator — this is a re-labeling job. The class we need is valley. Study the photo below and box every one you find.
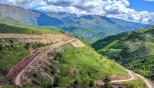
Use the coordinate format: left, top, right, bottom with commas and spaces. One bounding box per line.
0, 2, 154, 88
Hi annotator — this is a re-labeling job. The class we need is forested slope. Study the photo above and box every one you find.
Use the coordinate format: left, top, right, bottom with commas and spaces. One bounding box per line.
92, 26, 154, 82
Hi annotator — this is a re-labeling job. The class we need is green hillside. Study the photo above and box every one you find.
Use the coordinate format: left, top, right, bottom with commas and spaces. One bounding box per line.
0, 17, 62, 34
22, 44, 128, 88
92, 26, 154, 82
57, 44, 127, 87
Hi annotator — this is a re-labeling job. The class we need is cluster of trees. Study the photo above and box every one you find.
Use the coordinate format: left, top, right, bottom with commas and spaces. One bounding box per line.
24, 42, 46, 50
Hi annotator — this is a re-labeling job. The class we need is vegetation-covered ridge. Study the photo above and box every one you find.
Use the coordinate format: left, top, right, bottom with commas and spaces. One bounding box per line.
0, 17, 62, 34
92, 25, 154, 82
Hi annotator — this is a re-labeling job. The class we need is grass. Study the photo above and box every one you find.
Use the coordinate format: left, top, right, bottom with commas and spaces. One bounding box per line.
57, 44, 127, 87
0, 23, 61, 34
98, 40, 119, 52
121, 79, 146, 88
32, 71, 51, 87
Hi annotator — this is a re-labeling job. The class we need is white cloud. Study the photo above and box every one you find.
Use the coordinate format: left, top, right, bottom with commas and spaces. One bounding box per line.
0, 0, 154, 24
0, 0, 47, 8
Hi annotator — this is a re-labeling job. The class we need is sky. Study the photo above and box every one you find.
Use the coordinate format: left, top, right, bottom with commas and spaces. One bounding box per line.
129, 0, 154, 12
0, 0, 154, 24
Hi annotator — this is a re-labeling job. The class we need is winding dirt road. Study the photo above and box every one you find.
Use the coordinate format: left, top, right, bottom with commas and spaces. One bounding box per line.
14, 38, 76, 86
135, 73, 154, 88
111, 69, 154, 88
111, 70, 135, 83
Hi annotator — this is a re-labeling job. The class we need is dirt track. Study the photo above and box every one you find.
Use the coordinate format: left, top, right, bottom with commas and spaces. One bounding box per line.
135, 73, 154, 88
0, 33, 72, 44
111, 69, 154, 88
0, 33, 68, 39
111, 70, 136, 83
0, 33, 84, 86
14, 38, 76, 86
0, 33, 85, 47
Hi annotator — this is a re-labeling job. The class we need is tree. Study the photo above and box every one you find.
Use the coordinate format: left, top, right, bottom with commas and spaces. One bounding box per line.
0, 44, 2, 51
89, 80, 94, 87
25, 43, 30, 50
102, 74, 111, 88
53, 75, 60, 87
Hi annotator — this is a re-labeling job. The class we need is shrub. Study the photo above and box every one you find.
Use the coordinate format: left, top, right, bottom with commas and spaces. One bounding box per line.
103, 74, 111, 88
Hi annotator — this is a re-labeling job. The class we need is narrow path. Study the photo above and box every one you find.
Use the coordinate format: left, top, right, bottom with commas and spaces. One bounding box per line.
44, 60, 52, 65
44, 72, 54, 84
111, 69, 154, 88
135, 73, 153, 88
111, 70, 135, 83
0, 33, 68, 39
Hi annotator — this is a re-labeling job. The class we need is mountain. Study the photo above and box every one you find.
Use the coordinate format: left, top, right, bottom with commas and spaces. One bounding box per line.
92, 26, 154, 82
0, 4, 148, 43
0, 4, 64, 26
47, 12, 77, 23
60, 15, 148, 43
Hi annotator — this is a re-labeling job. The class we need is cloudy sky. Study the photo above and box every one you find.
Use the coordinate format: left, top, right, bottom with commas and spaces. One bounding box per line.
0, 0, 154, 24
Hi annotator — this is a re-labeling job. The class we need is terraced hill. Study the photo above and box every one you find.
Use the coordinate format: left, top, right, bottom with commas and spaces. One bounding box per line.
0, 34, 129, 87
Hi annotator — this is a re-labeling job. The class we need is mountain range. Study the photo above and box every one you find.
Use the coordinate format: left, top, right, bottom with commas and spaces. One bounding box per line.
0, 4, 148, 43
